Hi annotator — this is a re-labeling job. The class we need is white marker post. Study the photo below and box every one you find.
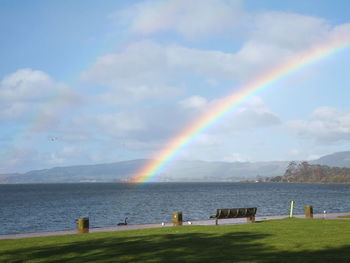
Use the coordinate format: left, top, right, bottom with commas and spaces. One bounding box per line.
290, 200, 295, 218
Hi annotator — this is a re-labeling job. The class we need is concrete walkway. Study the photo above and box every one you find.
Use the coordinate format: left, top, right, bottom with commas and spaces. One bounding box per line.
1, 212, 350, 240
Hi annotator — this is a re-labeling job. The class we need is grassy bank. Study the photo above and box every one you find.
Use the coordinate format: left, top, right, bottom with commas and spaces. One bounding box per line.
1, 218, 350, 262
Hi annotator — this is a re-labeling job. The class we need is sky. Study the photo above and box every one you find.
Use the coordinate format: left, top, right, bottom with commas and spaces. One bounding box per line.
1, 0, 350, 174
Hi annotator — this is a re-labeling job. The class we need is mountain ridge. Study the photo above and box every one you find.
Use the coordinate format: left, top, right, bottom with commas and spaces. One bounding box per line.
1, 151, 349, 183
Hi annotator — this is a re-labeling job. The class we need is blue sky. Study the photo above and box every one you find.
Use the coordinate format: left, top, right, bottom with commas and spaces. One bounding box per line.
1, 0, 350, 173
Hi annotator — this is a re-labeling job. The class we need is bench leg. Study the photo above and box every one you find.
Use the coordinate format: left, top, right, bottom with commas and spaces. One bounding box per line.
247, 216, 255, 223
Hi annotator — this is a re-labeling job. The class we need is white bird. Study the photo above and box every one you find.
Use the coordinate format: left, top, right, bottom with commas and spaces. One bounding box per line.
161, 222, 165, 226
188, 221, 192, 225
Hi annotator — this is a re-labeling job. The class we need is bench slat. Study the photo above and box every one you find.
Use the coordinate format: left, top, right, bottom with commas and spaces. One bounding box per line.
210, 207, 257, 219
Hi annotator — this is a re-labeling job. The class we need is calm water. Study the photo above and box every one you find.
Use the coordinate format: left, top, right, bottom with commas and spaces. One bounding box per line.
1, 182, 350, 234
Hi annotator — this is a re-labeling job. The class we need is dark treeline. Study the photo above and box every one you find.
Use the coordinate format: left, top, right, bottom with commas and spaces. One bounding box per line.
267, 161, 350, 183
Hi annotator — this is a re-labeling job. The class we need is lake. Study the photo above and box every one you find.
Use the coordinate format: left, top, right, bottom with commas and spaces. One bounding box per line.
1, 182, 350, 234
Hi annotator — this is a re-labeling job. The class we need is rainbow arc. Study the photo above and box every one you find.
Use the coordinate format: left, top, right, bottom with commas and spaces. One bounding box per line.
132, 35, 350, 183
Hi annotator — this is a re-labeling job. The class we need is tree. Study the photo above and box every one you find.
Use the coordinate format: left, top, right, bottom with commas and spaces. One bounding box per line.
284, 161, 297, 178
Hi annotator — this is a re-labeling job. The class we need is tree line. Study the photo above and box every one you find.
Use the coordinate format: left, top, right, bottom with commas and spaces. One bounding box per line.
266, 161, 350, 183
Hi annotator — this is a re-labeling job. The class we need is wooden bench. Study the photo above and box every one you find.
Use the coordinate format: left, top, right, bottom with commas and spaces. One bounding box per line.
210, 207, 257, 225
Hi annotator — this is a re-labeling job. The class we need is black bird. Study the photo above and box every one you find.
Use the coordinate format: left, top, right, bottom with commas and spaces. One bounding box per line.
117, 217, 128, 226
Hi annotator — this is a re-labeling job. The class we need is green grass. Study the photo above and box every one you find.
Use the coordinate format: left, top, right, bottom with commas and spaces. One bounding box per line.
1, 218, 350, 263
338, 215, 350, 218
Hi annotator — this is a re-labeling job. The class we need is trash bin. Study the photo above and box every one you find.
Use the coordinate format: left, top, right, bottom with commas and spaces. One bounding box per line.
77, 217, 89, 233
172, 212, 183, 226
304, 206, 313, 218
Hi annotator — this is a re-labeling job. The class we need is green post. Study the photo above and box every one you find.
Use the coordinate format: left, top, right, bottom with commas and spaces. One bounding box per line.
290, 200, 295, 218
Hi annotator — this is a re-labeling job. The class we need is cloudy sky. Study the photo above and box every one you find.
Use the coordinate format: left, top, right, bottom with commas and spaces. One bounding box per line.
1, 0, 350, 173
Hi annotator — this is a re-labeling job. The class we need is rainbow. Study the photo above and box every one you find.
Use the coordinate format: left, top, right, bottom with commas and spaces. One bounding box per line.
131, 34, 350, 183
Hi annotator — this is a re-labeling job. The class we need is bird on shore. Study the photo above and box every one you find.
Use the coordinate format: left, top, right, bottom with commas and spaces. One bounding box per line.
117, 217, 128, 226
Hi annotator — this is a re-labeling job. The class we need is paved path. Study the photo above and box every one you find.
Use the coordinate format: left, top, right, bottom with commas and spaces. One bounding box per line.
1, 212, 350, 240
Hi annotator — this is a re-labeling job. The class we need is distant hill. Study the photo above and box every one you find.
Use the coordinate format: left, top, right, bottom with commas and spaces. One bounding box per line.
0, 159, 288, 184
1, 151, 349, 184
159, 160, 288, 182
0, 173, 19, 183
1, 160, 146, 184
311, 151, 350, 168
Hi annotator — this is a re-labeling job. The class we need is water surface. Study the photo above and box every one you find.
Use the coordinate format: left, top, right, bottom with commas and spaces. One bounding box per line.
1, 182, 349, 234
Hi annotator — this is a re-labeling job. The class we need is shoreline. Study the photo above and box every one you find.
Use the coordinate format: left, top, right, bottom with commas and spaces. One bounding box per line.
1, 212, 350, 240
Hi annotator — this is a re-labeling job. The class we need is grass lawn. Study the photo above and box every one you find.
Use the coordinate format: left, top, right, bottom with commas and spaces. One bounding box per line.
1, 218, 350, 263
338, 215, 350, 218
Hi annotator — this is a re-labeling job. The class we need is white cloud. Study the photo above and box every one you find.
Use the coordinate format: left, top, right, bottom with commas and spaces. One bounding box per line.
65, 95, 280, 156
81, 8, 350, 163
115, 0, 335, 48
288, 149, 300, 157
105, 1, 350, 83
81, 41, 186, 104
113, 0, 245, 38
92, 112, 147, 138
211, 97, 281, 133
332, 23, 350, 38
0, 69, 55, 102
252, 12, 330, 50
178, 95, 208, 110
71, 103, 191, 144
223, 152, 250, 162
231, 12, 345, 80
83, 10, 350, 103
80, 40, 285, 104
288, 107, 350, 144
0, 69, 78, 124
0, 102, 28, 120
